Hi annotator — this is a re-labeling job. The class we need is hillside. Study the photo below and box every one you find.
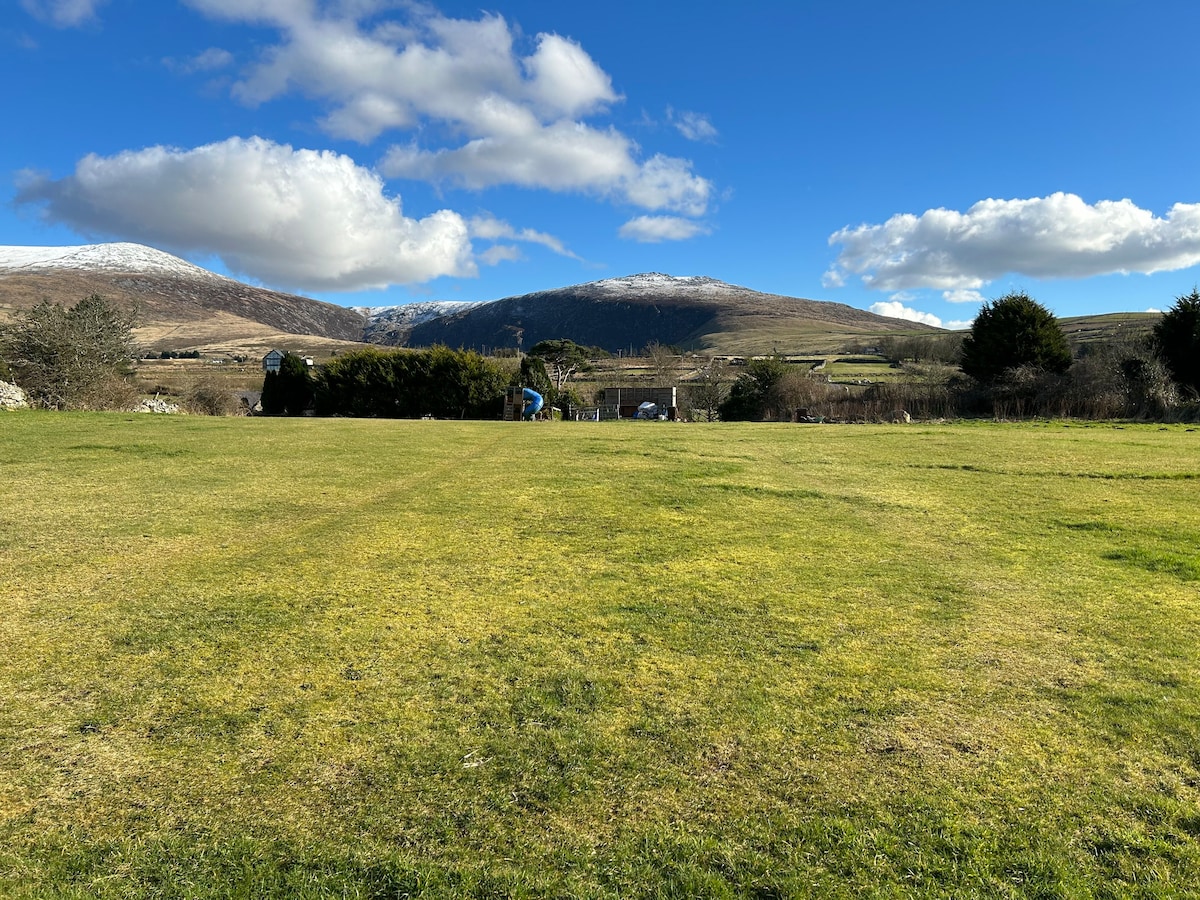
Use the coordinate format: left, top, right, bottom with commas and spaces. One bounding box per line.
396, 273, 941, 355
9, 243, 1162, 359
0, 243, 367, 355
0, 246, 943, 356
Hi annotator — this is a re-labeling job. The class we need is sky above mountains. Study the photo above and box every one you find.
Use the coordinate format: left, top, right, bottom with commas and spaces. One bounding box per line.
4, 0, 1200, 326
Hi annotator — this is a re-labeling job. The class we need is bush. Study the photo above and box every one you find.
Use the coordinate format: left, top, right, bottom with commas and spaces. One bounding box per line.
719, 357, 789, 421
1152, 288, 1200, 396
314, 346, 507, 418
186, 375, 240, 416
960, 292, 1072, 384
1, 294, 138, 409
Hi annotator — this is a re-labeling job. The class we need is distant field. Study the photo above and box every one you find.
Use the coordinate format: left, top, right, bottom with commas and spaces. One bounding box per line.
2, 414, 1199, 898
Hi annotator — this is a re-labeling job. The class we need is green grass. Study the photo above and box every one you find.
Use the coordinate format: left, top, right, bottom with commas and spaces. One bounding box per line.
2, 413, 1200, 898
823, 358, 906, 383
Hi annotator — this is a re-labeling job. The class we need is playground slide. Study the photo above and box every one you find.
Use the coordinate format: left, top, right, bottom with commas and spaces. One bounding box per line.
522, 387, 544, 420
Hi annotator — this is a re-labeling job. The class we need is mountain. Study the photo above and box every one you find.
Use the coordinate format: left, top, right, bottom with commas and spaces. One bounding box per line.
355, 300, 489, 345
1, 243, 942, 357
0, 243, 366, 353
390, 273, 941, 355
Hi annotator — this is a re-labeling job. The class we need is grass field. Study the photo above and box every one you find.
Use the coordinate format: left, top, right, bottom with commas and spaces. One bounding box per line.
2, 413, 1199, 898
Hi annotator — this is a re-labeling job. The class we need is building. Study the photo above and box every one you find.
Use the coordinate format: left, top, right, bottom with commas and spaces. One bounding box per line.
262, 350, 314, 373
595, 387, 677, 420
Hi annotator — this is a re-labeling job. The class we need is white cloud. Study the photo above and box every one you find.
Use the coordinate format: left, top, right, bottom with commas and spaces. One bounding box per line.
668, 108, 718, 142
869, 301, 945, 328
21, 0, 105, 27
16, 136, 474, 291
618, 215, 710, 243
468, 215, 578, 259
945, 319, 974, 330
1146, 307, 1162, 314
185, 1, 711, 216
942, 288, 985, 304
827, 193, 1200, 291
480, 245, 522, 266
382, 127, 711, 215
522, 33, 620, 119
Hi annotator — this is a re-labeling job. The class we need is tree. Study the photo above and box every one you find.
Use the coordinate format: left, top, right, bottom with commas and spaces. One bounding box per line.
718, 357, 789, 421
1, 294, 138, 409
515, 355, 554, 404
959, 291, 1072, 383
1152, 287, 1200, 396
685, 357, 729, 421
261, 352, 313, 415
528, 339, 593, 392
644, 341, 678, 385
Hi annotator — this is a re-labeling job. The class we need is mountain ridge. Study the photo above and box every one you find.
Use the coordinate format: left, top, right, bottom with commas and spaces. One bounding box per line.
2, 242, 948, 355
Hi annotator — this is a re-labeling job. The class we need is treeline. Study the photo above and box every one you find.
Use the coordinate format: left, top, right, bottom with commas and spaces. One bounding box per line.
264, 346, 509, 418
710, 290, 1200, 423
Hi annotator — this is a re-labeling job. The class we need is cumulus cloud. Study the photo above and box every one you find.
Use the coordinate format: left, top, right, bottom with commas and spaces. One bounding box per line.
21, 0, 105, 27
869, 300, 946, 328
668, 108, 718, 142
943, 288, 985, 304
827, 193, 1200, 292
184, 1, 711, 216
16, 136, 474, 291
618, 215, 710, 243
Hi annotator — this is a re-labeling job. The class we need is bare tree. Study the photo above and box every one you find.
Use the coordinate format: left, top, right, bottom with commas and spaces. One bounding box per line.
685, 357, 729, 421
644, 341, 678, 385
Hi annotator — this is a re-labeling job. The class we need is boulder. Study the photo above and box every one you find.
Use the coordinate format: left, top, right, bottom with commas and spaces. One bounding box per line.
135, 398, 182, 414
0, 381, 28, 410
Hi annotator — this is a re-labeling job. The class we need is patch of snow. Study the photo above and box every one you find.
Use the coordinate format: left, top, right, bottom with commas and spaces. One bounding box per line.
569, 272, 737, 298
364, 299, 491, 326
0, 242, 227, 281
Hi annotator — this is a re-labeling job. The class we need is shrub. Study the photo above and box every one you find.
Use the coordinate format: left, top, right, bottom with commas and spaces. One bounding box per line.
314, 346, 507, 418
1152, 288, 1200, 396
1, 294, 138, 409
186, 376, 240, 416
960, 292, 1072, 384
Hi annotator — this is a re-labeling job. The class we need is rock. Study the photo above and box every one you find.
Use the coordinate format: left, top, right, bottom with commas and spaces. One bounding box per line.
135, 398, 182, 414
890, 409, 911, 424
0, 381, 28, 410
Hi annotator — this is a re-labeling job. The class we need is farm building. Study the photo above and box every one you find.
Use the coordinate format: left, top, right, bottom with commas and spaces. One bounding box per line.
596, 387, 677, 420
262, 350, 314, 373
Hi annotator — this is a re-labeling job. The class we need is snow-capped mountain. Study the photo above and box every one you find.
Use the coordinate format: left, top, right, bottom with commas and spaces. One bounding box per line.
0, 243, 941, 354
0, 242, 365, 347
0, 242, 227, 281
396, 272, 939, 354
357, 299, 492, 346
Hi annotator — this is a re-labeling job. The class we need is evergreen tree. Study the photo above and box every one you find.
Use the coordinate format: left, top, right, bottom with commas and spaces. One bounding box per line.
960, 291, 1071, 383
1152, 288, 1200, 395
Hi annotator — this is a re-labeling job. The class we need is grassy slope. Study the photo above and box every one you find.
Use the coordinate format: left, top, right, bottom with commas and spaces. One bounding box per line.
2, 415, 1199, 898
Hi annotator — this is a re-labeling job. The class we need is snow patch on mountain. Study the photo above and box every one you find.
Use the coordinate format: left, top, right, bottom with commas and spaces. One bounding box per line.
359, 299, 491, 326
554, 272, 742, 299
0, 243, 227, 281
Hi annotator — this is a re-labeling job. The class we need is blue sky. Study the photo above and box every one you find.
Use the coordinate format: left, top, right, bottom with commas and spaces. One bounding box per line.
4, 0, 1200, 327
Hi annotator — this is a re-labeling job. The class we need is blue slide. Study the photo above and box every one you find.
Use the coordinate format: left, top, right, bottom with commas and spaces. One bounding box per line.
522, 387, 544, 420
